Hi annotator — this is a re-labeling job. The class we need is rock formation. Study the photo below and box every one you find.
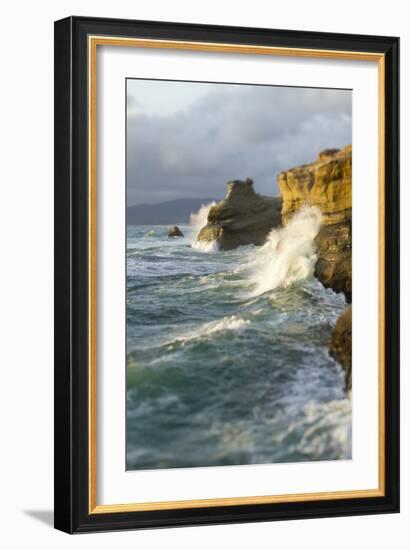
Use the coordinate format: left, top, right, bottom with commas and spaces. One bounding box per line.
168, 225, 184, 237
329, 305, 352, 391
278, 146, 352, 388
278, 145, 352, 302
197, 178, 282, 250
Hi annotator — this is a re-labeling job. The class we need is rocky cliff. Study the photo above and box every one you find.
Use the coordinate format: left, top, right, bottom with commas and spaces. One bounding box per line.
278, 145, 352, 301
329, 305, 352, 391
197, 178, 282, 250
278, 146, 352, 389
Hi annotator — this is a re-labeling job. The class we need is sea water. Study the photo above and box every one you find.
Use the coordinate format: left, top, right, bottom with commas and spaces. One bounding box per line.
126, 206, 351, 470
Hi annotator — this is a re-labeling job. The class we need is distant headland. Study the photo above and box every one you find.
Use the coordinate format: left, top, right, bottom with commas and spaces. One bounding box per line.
127, 198, 218, 225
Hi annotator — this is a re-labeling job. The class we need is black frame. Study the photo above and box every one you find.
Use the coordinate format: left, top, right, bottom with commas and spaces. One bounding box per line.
54, 15, 400, 534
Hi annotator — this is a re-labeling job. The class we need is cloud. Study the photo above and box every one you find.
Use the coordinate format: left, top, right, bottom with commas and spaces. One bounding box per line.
127, 82, 351, 205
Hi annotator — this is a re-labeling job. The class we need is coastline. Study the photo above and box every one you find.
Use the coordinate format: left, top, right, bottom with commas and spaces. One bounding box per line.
196, 146, 352, 389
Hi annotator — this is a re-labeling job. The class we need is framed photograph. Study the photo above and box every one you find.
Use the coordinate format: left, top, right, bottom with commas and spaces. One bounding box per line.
54, 16, 399, 533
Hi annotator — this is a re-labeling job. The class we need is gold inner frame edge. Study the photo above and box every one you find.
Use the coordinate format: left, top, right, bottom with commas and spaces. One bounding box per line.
88, 35, 386, 514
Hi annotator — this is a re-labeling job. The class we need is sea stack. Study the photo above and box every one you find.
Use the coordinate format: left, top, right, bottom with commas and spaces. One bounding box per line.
278, 145, 352, 302
196, 178, 282, 250
168, 225, 184, 237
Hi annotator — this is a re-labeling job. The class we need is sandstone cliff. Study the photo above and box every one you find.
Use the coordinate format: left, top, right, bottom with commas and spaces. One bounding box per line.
197, 178, 282, 250
278, 145, 352, 301
329, 305, 352, 391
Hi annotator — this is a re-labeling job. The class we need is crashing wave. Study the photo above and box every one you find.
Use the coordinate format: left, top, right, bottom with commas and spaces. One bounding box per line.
247, 205, 322, 296
191, 240, 220, 253
190, 201, 216, 237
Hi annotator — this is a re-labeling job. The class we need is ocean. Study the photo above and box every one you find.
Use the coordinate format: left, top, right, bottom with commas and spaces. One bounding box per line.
126, 206, 351, 470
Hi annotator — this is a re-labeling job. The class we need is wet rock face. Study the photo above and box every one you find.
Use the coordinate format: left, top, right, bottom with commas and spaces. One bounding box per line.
329, 305, 352, 391
168, 225, 184, 237
314, 221, 352, 301
197, 178, 282, 250
278, 145, 352, 302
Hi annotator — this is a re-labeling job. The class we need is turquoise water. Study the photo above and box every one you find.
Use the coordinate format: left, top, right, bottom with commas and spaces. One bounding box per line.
126, 222, 351, 470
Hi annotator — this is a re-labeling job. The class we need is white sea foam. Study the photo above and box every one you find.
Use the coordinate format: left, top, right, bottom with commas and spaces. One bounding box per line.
189, 201, 217, 251
172, 315, 250, 347
191, 240, 220, 253
189, 201, 216, 235
247, 205, 322, 296
144, 229, 157, 237
294, 398, 352, 459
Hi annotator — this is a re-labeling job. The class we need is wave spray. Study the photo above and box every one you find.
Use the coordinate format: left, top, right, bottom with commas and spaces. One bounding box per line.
247, 205, 322, 296
190, 201, 218, 252
190, 201, 216, 236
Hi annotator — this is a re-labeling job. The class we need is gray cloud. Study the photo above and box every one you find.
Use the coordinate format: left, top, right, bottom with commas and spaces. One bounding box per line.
127, 82, 351, 205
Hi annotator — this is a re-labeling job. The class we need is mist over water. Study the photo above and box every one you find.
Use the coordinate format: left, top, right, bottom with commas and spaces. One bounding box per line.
126, 206, 351, 470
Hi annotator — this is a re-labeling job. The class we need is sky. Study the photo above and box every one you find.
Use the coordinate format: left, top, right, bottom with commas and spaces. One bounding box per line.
127, 79, 351, 206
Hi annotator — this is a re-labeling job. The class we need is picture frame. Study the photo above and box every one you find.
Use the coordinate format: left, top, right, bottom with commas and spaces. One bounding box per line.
54, 15, 400, 533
